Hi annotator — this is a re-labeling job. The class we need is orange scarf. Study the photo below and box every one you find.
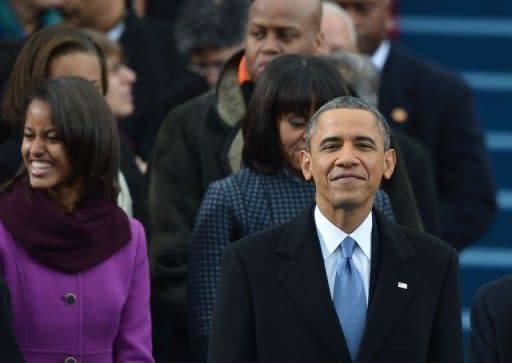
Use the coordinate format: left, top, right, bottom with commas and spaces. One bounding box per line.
237, 55, 251, 85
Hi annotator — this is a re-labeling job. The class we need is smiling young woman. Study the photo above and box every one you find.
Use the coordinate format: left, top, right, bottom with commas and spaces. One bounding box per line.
22, 99, 78, 211
0, 24, 145, 216
0, 77, 154, 363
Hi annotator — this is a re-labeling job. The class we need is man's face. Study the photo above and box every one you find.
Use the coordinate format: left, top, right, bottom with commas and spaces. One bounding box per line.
301, 108, 395, 217
245, 0, 323, 81
331, 0, 391, 55
320, 7, 357, 54
189, 44, 244, 87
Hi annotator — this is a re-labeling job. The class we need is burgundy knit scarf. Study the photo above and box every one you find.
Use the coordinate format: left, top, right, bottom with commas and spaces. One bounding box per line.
0, 177, 131, 274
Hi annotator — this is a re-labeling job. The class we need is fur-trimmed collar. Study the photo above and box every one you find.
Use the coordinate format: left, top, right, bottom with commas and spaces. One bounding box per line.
215, 50, 248, 128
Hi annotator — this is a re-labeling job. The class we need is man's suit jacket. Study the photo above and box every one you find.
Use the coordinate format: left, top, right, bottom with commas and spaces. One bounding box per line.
378, 43, 496, 250
469, 275, 512, 363
208, 206, 463, 363
189, 168, 394, 363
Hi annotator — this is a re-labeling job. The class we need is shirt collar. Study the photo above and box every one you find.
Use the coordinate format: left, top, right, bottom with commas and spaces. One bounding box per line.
315, 205, 372, 261
106, 21, 126, 42
370, 39, 391, 71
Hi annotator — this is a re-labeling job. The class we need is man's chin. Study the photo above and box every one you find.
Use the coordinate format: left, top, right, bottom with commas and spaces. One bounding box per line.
335, 201, 358, 211
332, 195, 371, 211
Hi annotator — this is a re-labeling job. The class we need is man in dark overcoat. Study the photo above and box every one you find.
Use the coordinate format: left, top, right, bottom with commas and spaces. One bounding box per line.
208, 97, 463, 363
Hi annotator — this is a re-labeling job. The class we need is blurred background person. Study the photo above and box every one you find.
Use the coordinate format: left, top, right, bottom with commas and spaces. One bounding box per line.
332, 0, 496, 250
157, 0, 253, 119
187, 54, 398, 363
319, 1, 357, 54
57, 0, 196, 161
83, 29, 137, 120
83, 28, 145, 214
0, 24, 138, 215
0, 0, 62, 38
0, 76, 153, 362
174, 0, 250, 88
1, 24, 105, 185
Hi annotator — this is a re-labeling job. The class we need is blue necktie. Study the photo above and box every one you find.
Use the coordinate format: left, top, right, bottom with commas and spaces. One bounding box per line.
333, 236, 367, 361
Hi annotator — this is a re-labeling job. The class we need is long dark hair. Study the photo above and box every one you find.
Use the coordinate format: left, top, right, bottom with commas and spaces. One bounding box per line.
1, 24, 108, 127
3, 77, 120, 200
242, 54, 351, 173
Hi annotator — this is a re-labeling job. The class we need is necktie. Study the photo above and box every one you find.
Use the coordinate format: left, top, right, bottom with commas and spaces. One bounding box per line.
333, 236, 367, 361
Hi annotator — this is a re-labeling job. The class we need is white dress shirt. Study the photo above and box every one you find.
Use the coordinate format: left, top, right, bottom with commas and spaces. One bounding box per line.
371, 39, 391, 71
107, 21, 126, 42
315, 206, 372, 304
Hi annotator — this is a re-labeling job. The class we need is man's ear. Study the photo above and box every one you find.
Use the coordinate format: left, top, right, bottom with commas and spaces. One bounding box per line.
313, 31, 325, 55
382, 148, 396, 180
301, 150, 313, 181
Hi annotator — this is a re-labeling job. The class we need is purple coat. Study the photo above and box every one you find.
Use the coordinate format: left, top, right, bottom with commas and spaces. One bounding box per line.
0, 218, 154, 363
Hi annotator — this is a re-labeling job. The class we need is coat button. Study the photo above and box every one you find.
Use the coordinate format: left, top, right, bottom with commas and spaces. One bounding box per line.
64, 357, 77, 363
64, 293, 77, 305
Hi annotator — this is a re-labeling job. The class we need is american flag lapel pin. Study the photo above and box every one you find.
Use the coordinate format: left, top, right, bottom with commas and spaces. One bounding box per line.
397, 281, 408, 290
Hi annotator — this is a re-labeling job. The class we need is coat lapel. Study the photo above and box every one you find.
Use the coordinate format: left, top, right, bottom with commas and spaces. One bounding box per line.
356, 212, 419, 363
276, 207, 350, 363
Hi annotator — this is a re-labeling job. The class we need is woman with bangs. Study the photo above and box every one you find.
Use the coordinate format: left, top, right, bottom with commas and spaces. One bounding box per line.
187, 54, 396, 363
0, 76, 153, 362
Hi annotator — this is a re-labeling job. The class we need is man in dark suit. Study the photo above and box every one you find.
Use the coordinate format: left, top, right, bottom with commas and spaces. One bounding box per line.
469, 275, 512, 363
208, 96, 462, 363
331, 0, 496, 250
